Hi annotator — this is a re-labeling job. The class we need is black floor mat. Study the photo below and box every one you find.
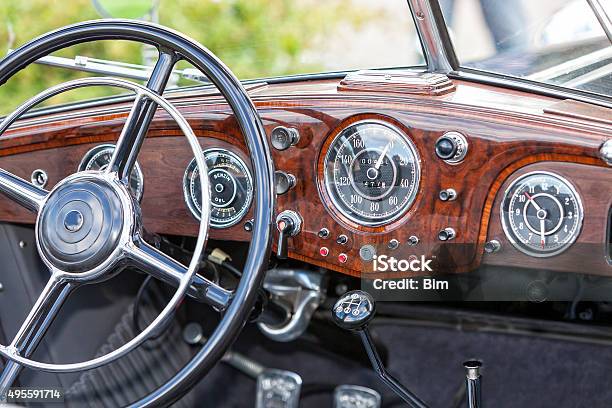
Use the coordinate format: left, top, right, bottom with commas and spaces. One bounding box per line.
194, 322, 612, 408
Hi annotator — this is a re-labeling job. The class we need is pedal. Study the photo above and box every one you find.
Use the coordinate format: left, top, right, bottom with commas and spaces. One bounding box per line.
334, 385, 381, 408
256, 369, 302, 408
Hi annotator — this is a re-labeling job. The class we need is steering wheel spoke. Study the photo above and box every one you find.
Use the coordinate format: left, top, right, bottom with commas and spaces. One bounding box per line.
124, 238, 232, 311
0, 168, 47, 213
107, 50, 179, 182
0, 274, 74, 393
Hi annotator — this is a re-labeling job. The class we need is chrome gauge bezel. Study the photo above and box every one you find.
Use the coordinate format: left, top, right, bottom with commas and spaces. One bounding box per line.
500, 171, 584, 258
322, 120, 421, 227
183, 148, 253, 228
78, 144, 144, 202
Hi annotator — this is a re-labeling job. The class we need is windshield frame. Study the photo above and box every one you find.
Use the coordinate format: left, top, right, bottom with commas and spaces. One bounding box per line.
408, 0, 612, 108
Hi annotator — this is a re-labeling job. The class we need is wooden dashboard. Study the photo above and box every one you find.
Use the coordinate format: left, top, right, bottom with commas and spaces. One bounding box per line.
0, 73, 610, 279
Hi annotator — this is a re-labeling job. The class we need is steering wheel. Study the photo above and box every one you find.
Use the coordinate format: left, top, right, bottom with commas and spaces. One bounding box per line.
0, 20, 274, 406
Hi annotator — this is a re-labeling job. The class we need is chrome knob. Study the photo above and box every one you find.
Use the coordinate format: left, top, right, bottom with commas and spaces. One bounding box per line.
438, 228, 456, 241
600, 139, 612, 166
271, 126, 300, 151
484, 239, 501, 253
439, 188, 457, 201
275, 171, 296, 195
435, 132, 468, 164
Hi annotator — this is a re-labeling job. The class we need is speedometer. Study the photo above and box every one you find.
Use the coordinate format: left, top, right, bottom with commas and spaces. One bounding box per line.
322, 121, 420, 226
501, 171, 583, 257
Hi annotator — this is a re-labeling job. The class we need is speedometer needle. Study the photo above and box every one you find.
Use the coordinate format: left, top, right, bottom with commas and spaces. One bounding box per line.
375, 141, 392, 170
539, 218, 546, 249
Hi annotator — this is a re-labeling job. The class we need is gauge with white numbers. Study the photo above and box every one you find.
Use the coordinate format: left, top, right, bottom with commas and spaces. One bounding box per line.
78, 144, 144, 202
183, 148, 253, 228
501, 172, 583, 257
322, 120, 420, 226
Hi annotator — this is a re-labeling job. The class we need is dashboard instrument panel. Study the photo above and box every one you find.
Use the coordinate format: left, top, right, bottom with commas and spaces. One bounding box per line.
0, 76, 610, 279
78, 144, 144, 202
321, 121, 420, 227
500, 171, 583, 257
183, 148, 253, 228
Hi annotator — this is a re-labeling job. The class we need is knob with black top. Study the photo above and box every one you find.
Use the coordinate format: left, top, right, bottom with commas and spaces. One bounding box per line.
271, 126, 300, 151
435, 132, 468, 163
336, 234, 348, 245
435, 136, 457, 160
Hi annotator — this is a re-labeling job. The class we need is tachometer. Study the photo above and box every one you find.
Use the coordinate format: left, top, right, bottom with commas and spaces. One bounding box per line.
501, 171, 583, 257
78, 144, 144, 202
183, 148, 253, 228
322, 121, 420, 226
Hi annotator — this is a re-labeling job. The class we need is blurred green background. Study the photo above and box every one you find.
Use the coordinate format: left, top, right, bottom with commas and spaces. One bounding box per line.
0, 0, 366, 113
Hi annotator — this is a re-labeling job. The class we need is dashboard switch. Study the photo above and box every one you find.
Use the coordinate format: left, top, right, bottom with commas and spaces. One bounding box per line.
407, 235, 419, 246
439, 188, 457, 201
336, 234, 348, 245
484, 240, 501, 253
435, 132, 468, 164
31, 169, 48, 188
438, 228, 456, 241
271, 126, 300, 151
318, 228, 330, 239
387, 239, 399, 250
338, 253, 348, 264
275, 171, 296, 195
319, 247, 329, 257
359, 245, 376, 261
276, 210, 302, 259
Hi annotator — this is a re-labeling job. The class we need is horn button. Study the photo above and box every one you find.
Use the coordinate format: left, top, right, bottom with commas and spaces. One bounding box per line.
38, 179, 124, 273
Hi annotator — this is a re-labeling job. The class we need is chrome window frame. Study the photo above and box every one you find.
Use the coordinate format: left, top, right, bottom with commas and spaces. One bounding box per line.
406, 0, 612, 109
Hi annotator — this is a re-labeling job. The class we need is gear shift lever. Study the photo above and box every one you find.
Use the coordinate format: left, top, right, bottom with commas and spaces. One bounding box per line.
331, 290, 429, 408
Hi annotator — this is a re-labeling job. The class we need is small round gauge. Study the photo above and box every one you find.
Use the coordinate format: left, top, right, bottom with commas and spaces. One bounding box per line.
501, 171, 583, 257
322, 120, 420, 226
78, 144, 144, 202
183, 148, 253, 228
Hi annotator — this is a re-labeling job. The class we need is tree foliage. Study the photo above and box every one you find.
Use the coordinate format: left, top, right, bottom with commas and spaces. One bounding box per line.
0, 0, 360, 113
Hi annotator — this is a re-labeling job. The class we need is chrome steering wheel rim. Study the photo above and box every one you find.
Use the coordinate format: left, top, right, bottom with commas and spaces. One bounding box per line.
0, 20, 275, 407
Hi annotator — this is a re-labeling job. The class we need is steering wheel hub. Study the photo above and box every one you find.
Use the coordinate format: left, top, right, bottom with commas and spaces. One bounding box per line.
37, 176, 124, 273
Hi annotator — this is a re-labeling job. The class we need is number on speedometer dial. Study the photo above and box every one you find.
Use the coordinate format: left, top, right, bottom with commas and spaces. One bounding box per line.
501, 172, 583, 257
322, 121, 420, 226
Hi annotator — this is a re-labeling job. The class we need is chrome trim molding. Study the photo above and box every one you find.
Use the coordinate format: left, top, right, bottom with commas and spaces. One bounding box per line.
407, 0, 456, 73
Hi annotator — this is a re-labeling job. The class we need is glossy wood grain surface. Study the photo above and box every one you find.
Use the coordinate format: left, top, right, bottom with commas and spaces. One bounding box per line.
0, 76, 610, 278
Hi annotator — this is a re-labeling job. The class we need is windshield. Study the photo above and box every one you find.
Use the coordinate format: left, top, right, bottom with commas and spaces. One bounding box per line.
0, 0, 424, 113
440, 0, 612, 97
